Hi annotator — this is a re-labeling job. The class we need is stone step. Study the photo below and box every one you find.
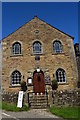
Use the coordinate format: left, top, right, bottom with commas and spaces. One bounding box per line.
31, 102, 47, 105
31, 106, 47, 109
30, 100, 47, 103
29, 93, 46, 96
30, 99, 47, 102
30, 97, 47, 101
28, 93, 48, 108
29, 95, 47, 98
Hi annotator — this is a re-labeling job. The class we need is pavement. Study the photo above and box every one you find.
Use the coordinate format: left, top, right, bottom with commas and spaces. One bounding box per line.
1, 109, 64, 120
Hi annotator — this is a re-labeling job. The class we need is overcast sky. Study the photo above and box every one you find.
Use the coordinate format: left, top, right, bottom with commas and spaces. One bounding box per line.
1, 2, 79, 45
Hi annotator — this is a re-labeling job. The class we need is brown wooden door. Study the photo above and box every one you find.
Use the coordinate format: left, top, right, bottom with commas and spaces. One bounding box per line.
33, 71, 45, 94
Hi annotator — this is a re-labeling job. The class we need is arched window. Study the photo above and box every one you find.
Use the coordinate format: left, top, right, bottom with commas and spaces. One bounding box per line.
33, 41, 42, 54
11, 70, 21, 85
12, 42, 21, 55
53, 41, 62, 53
56, 68, 66, 83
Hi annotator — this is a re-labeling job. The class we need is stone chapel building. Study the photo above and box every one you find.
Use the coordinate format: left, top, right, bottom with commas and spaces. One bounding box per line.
1, 16, 78, 107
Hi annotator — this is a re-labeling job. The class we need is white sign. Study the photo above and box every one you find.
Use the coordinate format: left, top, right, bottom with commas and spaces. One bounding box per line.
28, 78, 32, 84
17, 91, 23, 108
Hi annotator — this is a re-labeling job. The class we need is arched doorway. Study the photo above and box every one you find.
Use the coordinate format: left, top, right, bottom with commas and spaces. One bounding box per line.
33, 70, 45, 94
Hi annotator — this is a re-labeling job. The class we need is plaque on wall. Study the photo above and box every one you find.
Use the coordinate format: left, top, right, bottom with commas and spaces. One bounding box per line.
27, 77, 33, 86
28, 78, 32, 84
34, 29, 40, 35
45, 75, 51, 85
35, 55, 40, 61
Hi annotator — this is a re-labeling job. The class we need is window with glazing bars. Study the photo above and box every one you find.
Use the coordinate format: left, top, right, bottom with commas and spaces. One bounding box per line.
12, 42, 21, 55
53, 41, 62, 53
11, 71, 21, 85
56, 68, 66, 83
33, 41, 42, 54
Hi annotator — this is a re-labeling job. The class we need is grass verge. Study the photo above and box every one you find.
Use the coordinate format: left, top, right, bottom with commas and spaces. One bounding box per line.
0, 101, 2, 109
2, 101, 28, 112
49, 106, 80, 119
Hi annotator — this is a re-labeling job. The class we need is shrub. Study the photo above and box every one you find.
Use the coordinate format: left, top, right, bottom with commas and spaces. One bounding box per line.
21, 81, 27, 92
52, 79, 58, 90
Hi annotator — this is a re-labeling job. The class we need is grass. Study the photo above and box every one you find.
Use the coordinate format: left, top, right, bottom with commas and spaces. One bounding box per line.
2, 101, 29, 112
0, 101, 2, 109
49, 106, 80, 119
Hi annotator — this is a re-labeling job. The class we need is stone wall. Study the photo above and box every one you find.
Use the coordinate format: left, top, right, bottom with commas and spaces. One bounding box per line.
2, 89, 80, 107
2, 91, 18, 104
2, 91, 27, 105
52, 89, 80, 106
76, 55, 80, 87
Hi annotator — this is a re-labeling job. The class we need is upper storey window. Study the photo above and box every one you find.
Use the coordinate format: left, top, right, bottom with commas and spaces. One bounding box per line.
12, 42, 21, 55
53, 41, 62, 53
33, 41, 42, 54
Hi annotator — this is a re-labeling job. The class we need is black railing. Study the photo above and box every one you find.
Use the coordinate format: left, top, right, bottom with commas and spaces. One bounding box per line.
46, 89, 48, 106
27, 92, 31, 107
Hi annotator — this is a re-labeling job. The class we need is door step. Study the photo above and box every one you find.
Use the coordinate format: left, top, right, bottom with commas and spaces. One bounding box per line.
29, 93, 48, 109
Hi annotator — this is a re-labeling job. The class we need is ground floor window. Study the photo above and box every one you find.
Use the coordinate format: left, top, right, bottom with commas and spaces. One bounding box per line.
56, 68, 66, 83
11, 70, 21, 86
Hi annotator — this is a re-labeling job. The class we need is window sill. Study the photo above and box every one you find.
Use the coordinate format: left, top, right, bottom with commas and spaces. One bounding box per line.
31, 53, 44, 56
10, 54, 23, 57
58, 82, 69, 85
52, 52, 65, 55
9, 85, 21, 88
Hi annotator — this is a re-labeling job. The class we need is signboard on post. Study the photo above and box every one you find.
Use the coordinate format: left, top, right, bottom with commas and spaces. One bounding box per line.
17, 91, 23, 108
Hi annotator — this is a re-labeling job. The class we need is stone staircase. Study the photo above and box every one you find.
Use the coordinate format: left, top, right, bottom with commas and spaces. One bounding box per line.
29, 93, 48, 109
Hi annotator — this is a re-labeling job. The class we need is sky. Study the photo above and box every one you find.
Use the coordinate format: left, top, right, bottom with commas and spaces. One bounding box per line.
2, 2, 79, 45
